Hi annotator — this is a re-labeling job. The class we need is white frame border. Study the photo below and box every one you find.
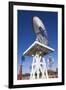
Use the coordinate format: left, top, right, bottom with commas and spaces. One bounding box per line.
13, 5, 62, 85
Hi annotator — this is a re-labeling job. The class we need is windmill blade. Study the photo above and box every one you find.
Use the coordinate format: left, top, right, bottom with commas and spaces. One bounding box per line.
32, 16, 48, 45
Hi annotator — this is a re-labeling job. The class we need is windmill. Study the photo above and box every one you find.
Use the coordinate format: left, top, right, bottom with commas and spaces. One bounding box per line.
22, 16, 54, 79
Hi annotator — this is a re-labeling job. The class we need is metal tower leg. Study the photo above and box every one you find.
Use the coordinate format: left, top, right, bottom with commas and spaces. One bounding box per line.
30, 53, 48, 79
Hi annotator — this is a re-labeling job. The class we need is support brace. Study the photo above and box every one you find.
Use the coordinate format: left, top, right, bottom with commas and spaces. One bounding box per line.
30, 53, 48, 79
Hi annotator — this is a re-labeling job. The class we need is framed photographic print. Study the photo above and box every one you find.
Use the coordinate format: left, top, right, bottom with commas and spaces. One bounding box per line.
9, 1, 64, 88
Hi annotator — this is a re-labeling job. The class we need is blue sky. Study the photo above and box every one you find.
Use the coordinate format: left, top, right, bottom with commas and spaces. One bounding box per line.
17, 10, 58, 74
